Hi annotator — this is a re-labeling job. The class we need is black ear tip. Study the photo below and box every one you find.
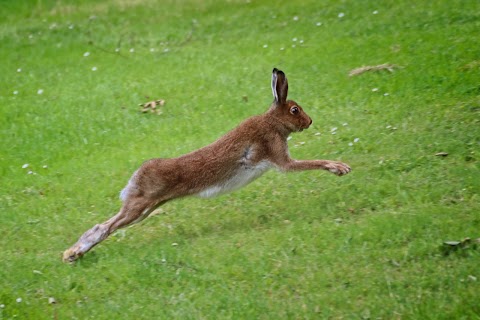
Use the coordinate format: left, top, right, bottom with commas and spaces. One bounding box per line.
273, 68, 285, 76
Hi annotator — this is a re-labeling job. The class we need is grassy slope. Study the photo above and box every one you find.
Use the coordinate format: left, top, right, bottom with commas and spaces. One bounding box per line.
0, 0, 479, 318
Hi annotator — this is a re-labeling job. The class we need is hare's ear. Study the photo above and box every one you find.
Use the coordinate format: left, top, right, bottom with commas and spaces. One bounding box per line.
271, 68, 288, 105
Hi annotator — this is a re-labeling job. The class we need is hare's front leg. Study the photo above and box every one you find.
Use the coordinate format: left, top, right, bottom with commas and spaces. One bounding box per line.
63, 196, 160, 262
283, 160, 351, 176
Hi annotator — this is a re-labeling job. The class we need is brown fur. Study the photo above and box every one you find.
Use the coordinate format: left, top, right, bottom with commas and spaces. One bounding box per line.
63, 68, 351, 262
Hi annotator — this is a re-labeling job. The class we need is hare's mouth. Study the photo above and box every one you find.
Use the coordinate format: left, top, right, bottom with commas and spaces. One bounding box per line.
299, 125, 310, 132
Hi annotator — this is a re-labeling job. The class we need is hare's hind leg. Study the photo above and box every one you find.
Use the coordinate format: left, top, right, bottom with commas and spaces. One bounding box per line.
62, 196, 162, 262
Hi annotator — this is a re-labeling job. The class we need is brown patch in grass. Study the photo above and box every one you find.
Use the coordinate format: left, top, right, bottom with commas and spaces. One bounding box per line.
461, 60, 480, 70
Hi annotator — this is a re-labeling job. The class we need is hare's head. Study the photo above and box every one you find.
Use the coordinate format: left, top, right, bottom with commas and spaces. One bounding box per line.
269, 68, 312, 132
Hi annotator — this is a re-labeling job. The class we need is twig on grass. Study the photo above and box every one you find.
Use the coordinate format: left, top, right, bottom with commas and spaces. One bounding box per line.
349, 63, 403, 77
178, 20, 197, 46
88, 40, 129, 58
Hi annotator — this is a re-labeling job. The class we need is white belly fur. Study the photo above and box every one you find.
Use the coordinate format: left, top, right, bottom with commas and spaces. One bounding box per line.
197, 160, 272, 198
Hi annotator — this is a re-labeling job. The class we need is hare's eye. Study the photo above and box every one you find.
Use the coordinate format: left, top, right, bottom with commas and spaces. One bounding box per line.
290, 106, 299, 115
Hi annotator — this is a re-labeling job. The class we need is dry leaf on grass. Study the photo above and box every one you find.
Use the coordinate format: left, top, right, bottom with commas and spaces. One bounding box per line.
139, 99, 165, 115
349, 63, 403, 77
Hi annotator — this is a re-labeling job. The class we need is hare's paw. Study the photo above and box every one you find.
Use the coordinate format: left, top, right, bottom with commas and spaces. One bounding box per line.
326, 161, 351, 176
62, 245, 83, 263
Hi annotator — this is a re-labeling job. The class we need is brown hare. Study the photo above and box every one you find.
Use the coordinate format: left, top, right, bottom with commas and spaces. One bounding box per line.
63, 68, 351, 262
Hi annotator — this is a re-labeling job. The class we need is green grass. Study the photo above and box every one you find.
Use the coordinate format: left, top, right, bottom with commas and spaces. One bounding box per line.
1, 0, 479, 318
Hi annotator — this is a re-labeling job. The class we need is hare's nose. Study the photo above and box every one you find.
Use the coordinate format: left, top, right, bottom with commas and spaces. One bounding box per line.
309, 118, 313, 126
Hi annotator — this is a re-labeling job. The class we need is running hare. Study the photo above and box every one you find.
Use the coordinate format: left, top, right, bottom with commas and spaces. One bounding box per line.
63, 68, 351, 262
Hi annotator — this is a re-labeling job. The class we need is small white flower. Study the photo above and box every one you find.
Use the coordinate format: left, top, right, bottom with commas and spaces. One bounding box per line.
0, 304, 4, 308
331, 127, 338, 132
292, 37, 297, 42
343, 122, 348, 126
83, 51, 90, 57
91, 66, 97, 71
280, 47, 285, 51
150, 48, 155, 52
13, 90, 19, 95
372, 88, 379, 92
115, 48, 120, 52
129, 48, 135, 53
354, 138, 360, 143
22, 164, 29, 169
299, 39, 304, 44
287, 136, 292, 141
292, 44, 296, 48
348, 142, 353, 146
263, 44, 268, 48
338, 12, 345, 18
43, 165, 48, 169
293, 16, 299, 21
37, 89, 44, 95
163, 48, 170, 53
16, 298, 22, 303
28, 171, 34, 175
316, 22, 322, 26
314, 132, 321, 136
17, 68, 22, 72
373, 10, 379, 15
384, 92, 389, 96
69, 24, 75, 29
171, 242, 178, 246
28, 34, 34, 39
386, 125, 392, 129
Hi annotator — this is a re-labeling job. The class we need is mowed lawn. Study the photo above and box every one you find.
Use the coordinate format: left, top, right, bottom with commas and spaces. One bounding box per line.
0, 0, 479, 319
